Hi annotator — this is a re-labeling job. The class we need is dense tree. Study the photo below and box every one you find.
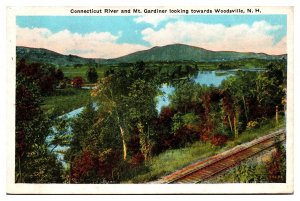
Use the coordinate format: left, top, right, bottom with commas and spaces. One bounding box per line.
169, 81, 203, 114
65, 102, 126, 183
92, 76, 129, 161
86, 67, 98, 83
221, 61, 286, 124
16, 59, 59, 95
16, 72, 63, 183
55, 68, 64, 81
125, 79, 158, 160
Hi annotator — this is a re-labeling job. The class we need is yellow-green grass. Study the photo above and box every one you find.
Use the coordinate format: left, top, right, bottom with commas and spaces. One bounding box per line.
41, 88, 93, 117
60, 66, 110, 81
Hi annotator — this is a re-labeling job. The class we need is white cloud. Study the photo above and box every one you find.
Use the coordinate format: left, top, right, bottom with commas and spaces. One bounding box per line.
134, 16, 179, 27
16, 26, 147, 58
141, 20, 286, 55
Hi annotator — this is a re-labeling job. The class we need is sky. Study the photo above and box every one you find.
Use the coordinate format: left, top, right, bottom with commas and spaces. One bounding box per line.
16, 15, 287, 58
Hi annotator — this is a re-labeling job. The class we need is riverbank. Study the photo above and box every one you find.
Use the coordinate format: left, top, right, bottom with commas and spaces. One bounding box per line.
41, 88, 93, 117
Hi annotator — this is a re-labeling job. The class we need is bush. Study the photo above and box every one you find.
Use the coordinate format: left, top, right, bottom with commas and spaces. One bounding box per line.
71, 149, 98, 183
71, 76, 84, 88
201, 133, 210, 142
172, 125, 199, 148
267, 147, 286, 183
129, 152, 145, 167
212, 161, 267, 183
210, 134, 228, 146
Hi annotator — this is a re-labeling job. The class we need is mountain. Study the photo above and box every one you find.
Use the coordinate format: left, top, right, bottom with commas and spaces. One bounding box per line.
16, 46, 104, 66
112, 44, 285, 63
16, 44, 286, 66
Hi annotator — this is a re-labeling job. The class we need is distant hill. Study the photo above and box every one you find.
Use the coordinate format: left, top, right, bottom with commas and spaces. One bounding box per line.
16, 44, 286, 66
112, 44, 285, 63
16, 46, 104, 66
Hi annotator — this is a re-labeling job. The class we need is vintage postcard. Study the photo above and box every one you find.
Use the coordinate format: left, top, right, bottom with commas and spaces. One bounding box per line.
6, 6, 294, 194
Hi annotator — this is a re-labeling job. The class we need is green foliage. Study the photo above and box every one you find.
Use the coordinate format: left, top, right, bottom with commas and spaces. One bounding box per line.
213, 161, 268, 183
17, 59, 60, 95
68, 64, 160, 182
171, 113, 184, 133
48, 117, 72, 153
137, 123, 152, 161
171, 112, 199, 133
18, 145, 64, 183
182, 112, 199, 126
126, 79, 158, 122
221, 61, 286, 123
16, 70, 63, 183
86, 67, 98, 83
66, 102, 126, 183
66, 103, 100, 158
169, 81, 203, 113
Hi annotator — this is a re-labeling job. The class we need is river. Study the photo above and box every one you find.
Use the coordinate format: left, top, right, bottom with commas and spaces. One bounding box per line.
49, 68, 264, 167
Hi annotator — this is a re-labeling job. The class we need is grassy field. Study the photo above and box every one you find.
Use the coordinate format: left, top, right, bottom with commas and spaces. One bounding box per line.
194, 58, 270, 71
128, 116, 285, 183
41, 88, 93, 117
58, 58, 268, 81
60, 66, 112, 81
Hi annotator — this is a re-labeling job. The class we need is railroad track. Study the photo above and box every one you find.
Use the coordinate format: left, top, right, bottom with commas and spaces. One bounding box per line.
156, 129, 285, 184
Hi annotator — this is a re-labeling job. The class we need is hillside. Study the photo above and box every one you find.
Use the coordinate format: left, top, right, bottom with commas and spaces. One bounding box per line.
16, 44, 286, 66
16, 46, 104, 66
112, 44, 285, 63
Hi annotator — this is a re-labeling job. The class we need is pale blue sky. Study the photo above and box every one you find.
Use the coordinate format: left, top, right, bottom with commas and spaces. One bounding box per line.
17, 15, 286, 45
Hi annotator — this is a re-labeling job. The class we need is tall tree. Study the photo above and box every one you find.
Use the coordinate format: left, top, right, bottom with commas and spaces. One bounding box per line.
92, 75, 129, 160
125, 79, 158, 160
169, 81, 202, 114
16, 73, 63, 183
86, 67, 98, 83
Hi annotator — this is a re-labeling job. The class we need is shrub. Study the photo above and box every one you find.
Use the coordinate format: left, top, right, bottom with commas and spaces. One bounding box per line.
210, 134, 228, 146
201, 133, 210, 142
129, 152, 145, 167
267, 147, 286, 183
71, 76, 84, 88
86, 67, 98, 83
71, 150, 97, 183
172, 125, 199, 148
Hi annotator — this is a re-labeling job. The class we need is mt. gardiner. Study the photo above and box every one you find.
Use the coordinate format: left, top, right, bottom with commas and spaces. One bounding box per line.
17, 43, 286, 66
